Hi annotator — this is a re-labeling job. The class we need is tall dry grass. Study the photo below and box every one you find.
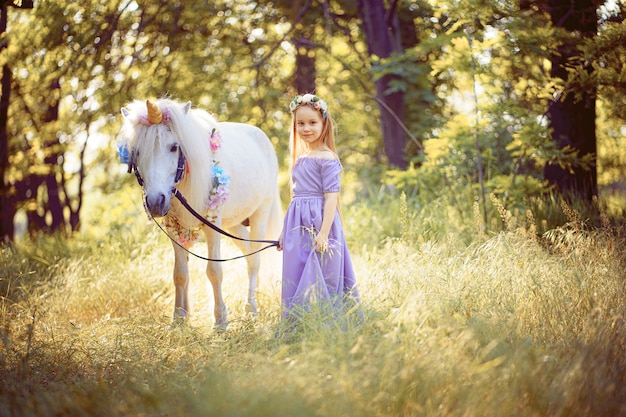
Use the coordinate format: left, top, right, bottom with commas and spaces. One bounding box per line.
1, 188, 625, 416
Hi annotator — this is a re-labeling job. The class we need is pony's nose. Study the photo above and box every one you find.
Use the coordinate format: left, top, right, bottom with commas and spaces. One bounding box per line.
145, 192, 170, 217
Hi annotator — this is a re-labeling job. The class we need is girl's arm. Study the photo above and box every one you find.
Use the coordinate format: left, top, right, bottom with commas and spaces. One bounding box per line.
314, 191, 339, 252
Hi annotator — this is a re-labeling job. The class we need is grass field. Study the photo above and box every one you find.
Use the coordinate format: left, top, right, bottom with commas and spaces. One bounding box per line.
1, 188, 625, 416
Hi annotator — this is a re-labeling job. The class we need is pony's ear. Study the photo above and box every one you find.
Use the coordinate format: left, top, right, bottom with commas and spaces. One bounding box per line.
121, 107, 130, 118
183, 101, 192, 114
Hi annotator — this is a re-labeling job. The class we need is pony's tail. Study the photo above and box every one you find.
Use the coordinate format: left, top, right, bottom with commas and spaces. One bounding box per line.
266, 186, 283, 241
260, 186, 283, 287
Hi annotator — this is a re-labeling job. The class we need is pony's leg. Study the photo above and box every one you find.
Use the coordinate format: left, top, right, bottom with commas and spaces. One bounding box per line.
204, 230, 228, 328
227, 222, 263, 317
172, 243, 190, 324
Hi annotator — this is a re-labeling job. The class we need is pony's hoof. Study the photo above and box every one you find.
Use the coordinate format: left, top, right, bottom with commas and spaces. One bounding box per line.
170, 307, 189, 328
170, 315, 188, 329
214, 306, 228, 329
213, 321, 229, 333
245, 302, 258, 318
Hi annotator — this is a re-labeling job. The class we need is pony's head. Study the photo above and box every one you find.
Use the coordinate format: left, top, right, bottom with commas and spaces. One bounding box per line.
120, 99, 207, 219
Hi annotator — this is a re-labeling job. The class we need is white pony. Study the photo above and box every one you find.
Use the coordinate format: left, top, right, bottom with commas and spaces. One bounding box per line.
120, 98, 282, 328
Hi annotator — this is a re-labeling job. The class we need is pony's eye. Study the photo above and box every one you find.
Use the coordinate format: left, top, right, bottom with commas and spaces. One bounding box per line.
169, 144, 179, 153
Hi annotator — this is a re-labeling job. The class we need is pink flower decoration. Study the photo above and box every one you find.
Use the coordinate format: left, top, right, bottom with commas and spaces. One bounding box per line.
207, 185, 230, 211
161, 108, 172, 124
138, 115, 150, 126
210, 129, 222, 151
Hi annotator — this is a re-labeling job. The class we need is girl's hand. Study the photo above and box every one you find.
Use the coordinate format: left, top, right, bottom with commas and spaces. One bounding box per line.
277, 232, 283, 251
314, 232, 329, 253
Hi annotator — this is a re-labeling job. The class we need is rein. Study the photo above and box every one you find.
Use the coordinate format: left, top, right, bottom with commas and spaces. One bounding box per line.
166, 189, 279, 262
154, 216, 277, 263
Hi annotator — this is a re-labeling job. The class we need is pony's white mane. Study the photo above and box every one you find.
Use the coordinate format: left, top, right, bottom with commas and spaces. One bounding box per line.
121, 98, 218, 217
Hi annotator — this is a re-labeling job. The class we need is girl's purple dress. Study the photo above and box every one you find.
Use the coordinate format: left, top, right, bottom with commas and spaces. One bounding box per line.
281, 157, 361, 321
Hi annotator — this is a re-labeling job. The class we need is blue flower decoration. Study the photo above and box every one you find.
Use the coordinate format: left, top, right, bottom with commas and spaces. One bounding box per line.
208, 162, 231, 212
213, 165, 230, 186
118, 144, 130, 164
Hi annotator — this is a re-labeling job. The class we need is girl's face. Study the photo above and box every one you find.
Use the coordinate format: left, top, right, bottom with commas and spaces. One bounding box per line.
295, 105, 324, 148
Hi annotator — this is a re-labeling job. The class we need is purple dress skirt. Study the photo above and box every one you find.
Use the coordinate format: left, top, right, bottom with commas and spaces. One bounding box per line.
281, 157, 361, 323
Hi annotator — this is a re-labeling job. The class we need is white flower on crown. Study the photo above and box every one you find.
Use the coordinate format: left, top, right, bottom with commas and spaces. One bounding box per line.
289, 94, 329, 118
289, 96, 301, 112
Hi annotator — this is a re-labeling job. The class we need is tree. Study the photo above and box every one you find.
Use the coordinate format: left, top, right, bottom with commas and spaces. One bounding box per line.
356, 0, 407, 168
5, 0, 136, 238
3, 0, 625, 243
381, 0, 625, 231
4, 0, 297, 240
0, 0, 33, 242
543, 0, 599, 202
287, 0, 317, 94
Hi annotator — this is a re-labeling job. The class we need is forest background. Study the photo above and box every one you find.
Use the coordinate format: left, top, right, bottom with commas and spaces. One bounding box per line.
1, 1, 626, 416
1, 0, 625, 240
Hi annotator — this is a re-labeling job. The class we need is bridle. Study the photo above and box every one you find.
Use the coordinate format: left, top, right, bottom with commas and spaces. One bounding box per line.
128, 148, 279, 262
127, 148, 186, 189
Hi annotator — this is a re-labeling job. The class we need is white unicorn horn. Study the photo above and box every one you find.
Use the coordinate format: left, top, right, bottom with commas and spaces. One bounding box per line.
146, 100, 163, 124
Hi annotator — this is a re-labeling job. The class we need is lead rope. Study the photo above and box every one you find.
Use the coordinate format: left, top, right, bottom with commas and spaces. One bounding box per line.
153, 219, 278, 262
151, 189, 279, 262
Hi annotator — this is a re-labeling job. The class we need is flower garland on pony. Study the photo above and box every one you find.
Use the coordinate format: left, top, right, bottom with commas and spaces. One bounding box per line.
164, 128, 230, 247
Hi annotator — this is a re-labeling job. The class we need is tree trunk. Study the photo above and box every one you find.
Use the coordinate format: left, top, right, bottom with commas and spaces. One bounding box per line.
67, 142, 85, 232
41, 78, 66, 233
1, 0, 34, 242
0, 64, 14, 243
293, 36, 316, 94
544, 0, 598, 201
286, 0, 316, 95
357, 0, 407, 169
0, 5, 14, 242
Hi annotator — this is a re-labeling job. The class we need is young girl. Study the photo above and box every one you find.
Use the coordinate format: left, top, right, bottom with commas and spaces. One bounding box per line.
277, 93, 361, 324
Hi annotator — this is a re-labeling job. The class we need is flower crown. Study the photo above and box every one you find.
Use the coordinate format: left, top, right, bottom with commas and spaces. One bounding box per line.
289, 94, 328, 119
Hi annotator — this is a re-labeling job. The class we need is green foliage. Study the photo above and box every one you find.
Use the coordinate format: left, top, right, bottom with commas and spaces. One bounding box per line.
4, 0, 389, 226
596, 99, 626, 188
566, 17, 626, 120
371, 49, 443, 156
382, 0, 625, 227
3, 0, 625, 240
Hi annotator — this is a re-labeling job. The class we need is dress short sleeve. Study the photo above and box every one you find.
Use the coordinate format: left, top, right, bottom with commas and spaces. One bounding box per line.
320, 159, 343, 193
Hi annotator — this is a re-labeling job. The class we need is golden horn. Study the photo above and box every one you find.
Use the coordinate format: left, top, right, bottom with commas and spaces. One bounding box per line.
146, 100, 163, 124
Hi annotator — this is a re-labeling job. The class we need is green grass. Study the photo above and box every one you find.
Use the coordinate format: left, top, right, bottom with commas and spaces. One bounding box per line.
1, 188, 625, 416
